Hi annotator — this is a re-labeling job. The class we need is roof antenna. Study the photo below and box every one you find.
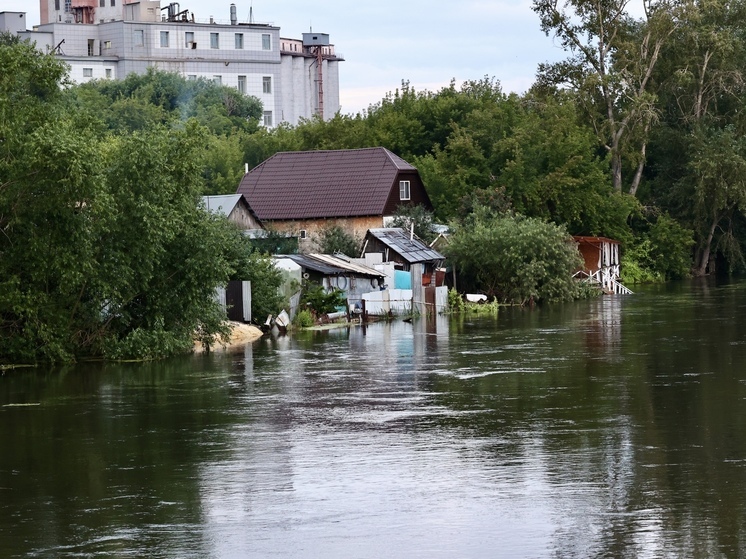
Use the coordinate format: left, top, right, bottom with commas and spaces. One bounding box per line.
248, 1, 254, 23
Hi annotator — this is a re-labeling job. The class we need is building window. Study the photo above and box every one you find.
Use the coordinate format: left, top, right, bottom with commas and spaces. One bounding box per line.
83, 68, 93, 77
87, 39, 95, 56
160, 31, 169, 48
185, 31, 194, 48
103, 40, 111, 49
111, 0, 115, 6
237, 75, 246, 94
99, 0, 105, 6
64, 0, 71, 12
399, 180, 410, 201
187, 75, 197, 80
299, 230, 307, 239
213, 75, 222, 85
262, 76, 271, 94
263, 111, 273, 127
55, 0, 60, 9
210, 33, 219, 49
262, 33, 270, 50
105, 68, 112, 78
133, 29, 144, 46
235, 33, 243, 49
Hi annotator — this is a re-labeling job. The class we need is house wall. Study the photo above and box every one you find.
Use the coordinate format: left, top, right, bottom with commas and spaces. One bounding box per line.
12, 8, 341, 127
577, 240, 619, 272
265, 216, 383, 254
578, 243, 601, 272
228, 204, 263, 230
382, 171, 433, 215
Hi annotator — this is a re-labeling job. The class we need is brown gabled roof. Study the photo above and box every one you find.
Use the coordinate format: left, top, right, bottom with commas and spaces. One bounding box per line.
236, 147, 417, 220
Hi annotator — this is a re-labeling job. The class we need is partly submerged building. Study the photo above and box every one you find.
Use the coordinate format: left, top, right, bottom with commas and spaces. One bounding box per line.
573, 236, 632, 295
2, 1, 343, 126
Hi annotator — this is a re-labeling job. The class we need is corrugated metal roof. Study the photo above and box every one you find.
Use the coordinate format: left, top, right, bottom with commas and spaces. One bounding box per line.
309, 254, 384, 277
283, 254, 384, 278
236, 147, 417, 220
366, 228, 445, 264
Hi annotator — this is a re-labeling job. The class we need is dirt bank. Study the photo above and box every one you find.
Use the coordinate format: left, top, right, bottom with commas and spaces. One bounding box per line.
193, 321, 264, 353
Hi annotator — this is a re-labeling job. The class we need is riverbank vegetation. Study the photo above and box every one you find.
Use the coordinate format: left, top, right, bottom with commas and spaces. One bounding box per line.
3, 0, 746, 360
0, 34, 281, 363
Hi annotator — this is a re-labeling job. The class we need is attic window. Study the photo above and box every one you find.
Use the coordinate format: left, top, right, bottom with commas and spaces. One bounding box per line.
399, 180, 410, 201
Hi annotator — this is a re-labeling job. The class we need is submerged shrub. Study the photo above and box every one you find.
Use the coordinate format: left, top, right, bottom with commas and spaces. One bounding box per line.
446, 207, 583, 304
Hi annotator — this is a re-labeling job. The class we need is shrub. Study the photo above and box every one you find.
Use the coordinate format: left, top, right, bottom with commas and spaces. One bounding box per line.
447, 288, 465, 313
300, 281, 347, 315
315, 225, 360, 257
293, 309, 314, 328
445, 207, 583, 304
621, 239, 664, 284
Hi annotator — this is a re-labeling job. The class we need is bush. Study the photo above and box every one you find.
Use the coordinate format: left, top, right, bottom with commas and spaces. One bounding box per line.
293, 309, 314, 328
621, 239, 664, 284
445, 206, 583, 304
648, 214, 694, 279
315, 225, 360, 257
447, 288, 465, 312
299, 281, 347, 315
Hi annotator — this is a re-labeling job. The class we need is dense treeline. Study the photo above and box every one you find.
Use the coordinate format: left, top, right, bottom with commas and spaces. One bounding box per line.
0, 34, 281, 363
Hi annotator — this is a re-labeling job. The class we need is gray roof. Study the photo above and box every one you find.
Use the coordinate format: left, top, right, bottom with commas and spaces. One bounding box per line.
201, 195, 243, 217
366, 228, 445, 264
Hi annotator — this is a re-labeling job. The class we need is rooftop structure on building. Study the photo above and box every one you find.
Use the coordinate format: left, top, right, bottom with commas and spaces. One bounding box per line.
1, 1, 343, 127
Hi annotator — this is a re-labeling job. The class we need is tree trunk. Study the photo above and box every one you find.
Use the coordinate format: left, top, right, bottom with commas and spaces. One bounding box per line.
628, 142, 647, 197
695, 214, 719, 276
611, 149, 623, 192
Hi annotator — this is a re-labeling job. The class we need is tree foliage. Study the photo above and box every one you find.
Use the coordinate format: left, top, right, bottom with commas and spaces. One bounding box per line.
389, 205, 437, 244
533, 0, 675, 194
299, 282, 346, 315
315, 225, 361, 257
0, 42, 278, 363
446, 207, 583, 304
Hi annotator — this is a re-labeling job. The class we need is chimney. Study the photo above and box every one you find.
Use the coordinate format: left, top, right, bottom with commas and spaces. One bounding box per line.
230, 4, 237, 25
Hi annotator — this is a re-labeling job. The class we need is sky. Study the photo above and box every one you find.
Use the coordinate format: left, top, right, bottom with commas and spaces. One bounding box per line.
4, 0, 568, 115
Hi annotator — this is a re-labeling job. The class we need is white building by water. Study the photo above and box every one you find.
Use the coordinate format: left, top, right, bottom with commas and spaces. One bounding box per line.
1, 1, 343, 127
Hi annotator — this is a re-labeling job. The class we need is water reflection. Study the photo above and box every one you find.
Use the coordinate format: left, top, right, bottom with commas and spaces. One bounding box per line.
2, 282, 746, 557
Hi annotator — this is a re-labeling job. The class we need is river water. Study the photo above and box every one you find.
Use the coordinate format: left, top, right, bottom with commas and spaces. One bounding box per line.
1, 280, 746, 558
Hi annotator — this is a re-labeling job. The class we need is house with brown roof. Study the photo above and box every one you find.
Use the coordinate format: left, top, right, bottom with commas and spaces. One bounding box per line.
236, 147, 433, 252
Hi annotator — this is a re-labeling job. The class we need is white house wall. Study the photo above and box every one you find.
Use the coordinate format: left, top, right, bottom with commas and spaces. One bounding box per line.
11, 14, 340, 127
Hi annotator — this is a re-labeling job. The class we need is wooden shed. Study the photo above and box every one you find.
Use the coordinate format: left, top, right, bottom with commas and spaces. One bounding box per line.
573, 236, 632, 294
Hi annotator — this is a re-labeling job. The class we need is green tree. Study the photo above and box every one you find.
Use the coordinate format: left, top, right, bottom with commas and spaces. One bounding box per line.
389, 205, 437, 244
445, 207, 583, 304
533, 0, 676, 193
315, 225, 361, 257
0, 39, 271, 362
688, 125, 746, 274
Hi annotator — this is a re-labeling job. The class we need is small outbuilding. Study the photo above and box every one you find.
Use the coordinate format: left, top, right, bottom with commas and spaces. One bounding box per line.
201, 194, 263, 231
277, 253, 386, 313
362, 228, 446, 287
573, 236, 632, 294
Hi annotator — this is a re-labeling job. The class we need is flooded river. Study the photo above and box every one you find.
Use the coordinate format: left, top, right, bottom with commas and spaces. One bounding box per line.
2, 279, 746, 558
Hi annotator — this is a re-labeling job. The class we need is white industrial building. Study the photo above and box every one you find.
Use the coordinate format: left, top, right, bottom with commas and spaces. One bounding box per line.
1, 1, 343, 127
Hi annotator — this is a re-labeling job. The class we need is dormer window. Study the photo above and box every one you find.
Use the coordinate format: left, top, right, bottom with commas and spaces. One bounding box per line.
399, 180, 410, 201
